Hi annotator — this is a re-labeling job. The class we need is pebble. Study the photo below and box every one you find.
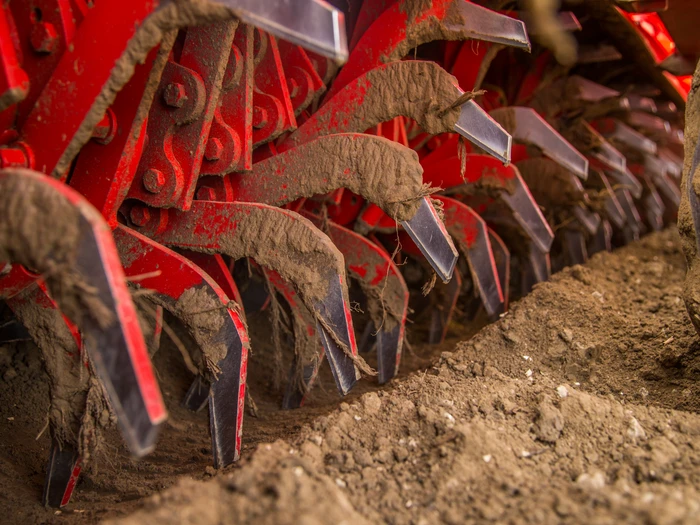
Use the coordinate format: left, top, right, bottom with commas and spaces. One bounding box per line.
576, 471, 606, 491
361, 392, 382, 415
443, 412, 456, 428
556, 385, 569, 398
354, 448, 373, 467
627, 416, 647, 442
534, 397, 565, 443
300, 441, 323, 465
559, 329, 573, 343
335, 412, 353, 432
504, 331, 521, 344
394, 446, 409, 462
324, 427, 342, 449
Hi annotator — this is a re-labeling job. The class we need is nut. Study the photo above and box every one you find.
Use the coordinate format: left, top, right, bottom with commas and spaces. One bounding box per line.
129, 206, 151, 227
143, 168, 166, 194
204, 138, 223, 161
30, 22, 59, 54
163, 83, 187, 108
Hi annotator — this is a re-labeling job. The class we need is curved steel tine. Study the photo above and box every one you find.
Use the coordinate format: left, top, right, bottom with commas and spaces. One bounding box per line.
0, 169, 165, 456
490, 107, 589, 178
114, 226, 249, 467
134, 202, 361, 396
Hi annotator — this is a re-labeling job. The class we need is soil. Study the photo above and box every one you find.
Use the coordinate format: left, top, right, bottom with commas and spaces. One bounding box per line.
1, 227, 699, 524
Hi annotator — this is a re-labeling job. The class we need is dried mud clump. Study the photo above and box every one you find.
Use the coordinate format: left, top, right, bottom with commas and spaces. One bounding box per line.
175, 286, 231, 376
217, 207, 345, 308
10, 296, 97, 455
287, 61, 466, 147
250, 134, 429, 222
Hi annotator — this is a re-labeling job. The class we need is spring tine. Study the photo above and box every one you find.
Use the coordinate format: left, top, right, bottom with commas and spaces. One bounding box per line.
428, 269, 463, 345
594, 118, 658, 155
573, 206, 602, 235
0, 169, 166, 456
435, 196, 504, 317
326, 0, 529, 99
500, 171, 556, 253
562, 228, 589, 266
43, 442, 81, 508
490, 107, 588, 178
401, 197, 459, 283
208, 0, 348, 62
114, 226, 249, 467
456, 101, 513, 163
588, 220, 613, 254
615, 188, 644, 237
139, 202, 361, 396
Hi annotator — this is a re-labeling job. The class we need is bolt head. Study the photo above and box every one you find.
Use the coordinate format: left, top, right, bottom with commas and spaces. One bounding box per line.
30, 22, 59, 53
163, 83, 187, 108
143, 168, 166, 194
196, 186, 217, 201
129, 206, 151, 227
204, 138, 223, 161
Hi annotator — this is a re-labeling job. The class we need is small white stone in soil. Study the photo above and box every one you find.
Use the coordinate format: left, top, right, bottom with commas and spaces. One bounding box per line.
627, 416, 646, 441
483, 454, 492, 463
443, 412, 456, 428
293, 466, 304, 477
335, 478, 346, 488
556, 385, 569, 398
354, 415, 362, 421
576, 471, 606, 490
526, 369, 533, 378
523, 355, 530, 361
